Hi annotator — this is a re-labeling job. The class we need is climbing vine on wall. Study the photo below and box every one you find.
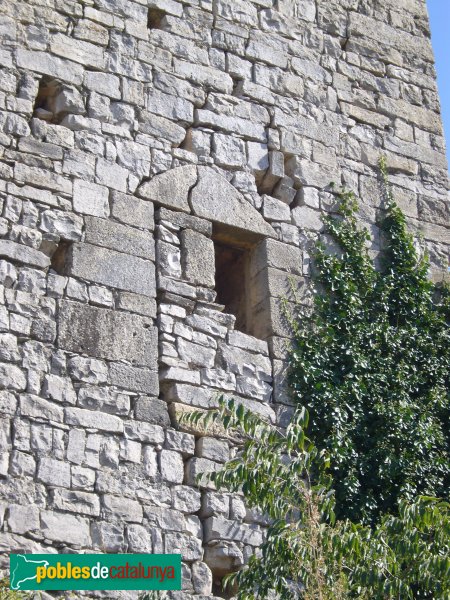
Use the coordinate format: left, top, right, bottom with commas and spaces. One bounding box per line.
289, 159, 449, 524
183, 161, 450, 598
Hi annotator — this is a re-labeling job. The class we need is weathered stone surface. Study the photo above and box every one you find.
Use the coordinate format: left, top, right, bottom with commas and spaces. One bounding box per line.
66, 243, 156, 297
37, 457, 70, 487
58, 301, 157, 365
165, 532, 203, 561
191, 168, 275, 238
7, 505, 40, 535
181, 230, 215, 288
111, 191, 154, 230
20, 394, 63, 422
72, 179, 109, 217
0, 241, 50, 269
110, 364, 159, 395
40, 511, 91, 546
135, 397, 170, 427
84, 217, 155, 259
0, 364, 26, 391
102, 495, 143, 523
65, 407, 123, 433
51, 489, 100, 516
137, 165, 197, 212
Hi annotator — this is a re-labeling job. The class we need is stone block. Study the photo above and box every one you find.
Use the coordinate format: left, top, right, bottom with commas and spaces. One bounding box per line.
174, 59, 233, 94
203, 542, 243, 575
84, 217, 155, 259
204, 516, 263, 546
191, 167, 275, 239
58, 301, 157, 366
66, 243, 156, 297
67, 357, 108, 384
16, 49, 84, 85
73, 179, 109, 217
165, 532, 203, 561
51, 489, 100, 516
192, 562, 213, 595
40, 511, 91, 546
117, 292, 156, 317
157, 208, 211, 237
137, 165, 197, 212
78, 387, 130, 415
50, 33, 105, 70
262, 195, 291, 222
20, 394, 63, 422
15, 163, 71, 195
180, 229, 215, 288
196, 437, 229, 463
102, 495, 143, 523
42, 374, 77, 404
195, 109, 267, 142
7, 505, 40, 535
72, 465, 96, 490
111, 191, 154, 230
127, 524, 153, 552
0, 241, 50, 269
124, 421, 165, 444
37, 457, 71, 487
251, 238, 302, 277
91, 521, 126, 552
0, 364, 26, 391
135, 397, 170, 427
147, 89, 194, 123
165, 431, 195, 459
291, 206, 323, 231
96, 158, 129, 192
138, 111, 186, 146
177, 338, 216, 369
143, 446, 158, 477
84, 72, 121, 99
159, 449, 184, 484
185, 457, 221, 489
65, 407, 123, 433
213, 134, 246, 168
110, 364, 159, 395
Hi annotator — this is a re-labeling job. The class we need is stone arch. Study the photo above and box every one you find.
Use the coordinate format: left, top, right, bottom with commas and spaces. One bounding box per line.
137, 165, 275, 239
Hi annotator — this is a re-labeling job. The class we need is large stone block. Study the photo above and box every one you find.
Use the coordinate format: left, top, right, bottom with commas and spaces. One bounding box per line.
191, 167, 275, 238
66, 243, 156, 297
137, 165, 197, 212
0, 241, 50, 269
181, 230, 215, 288
84, 217, 155, 259
58, 301, 157, 366
110, 363, 159, 395
40, 511, 91, 546
65, 407, 123, 433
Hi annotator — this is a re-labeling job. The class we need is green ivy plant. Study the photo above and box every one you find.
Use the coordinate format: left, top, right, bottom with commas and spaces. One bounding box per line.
182, 164, 449, 598
290, 160, 449, 524
184, 399, 450, 599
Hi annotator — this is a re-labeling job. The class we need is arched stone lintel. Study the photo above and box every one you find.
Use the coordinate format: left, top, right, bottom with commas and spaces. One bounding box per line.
137, 165, 276, 239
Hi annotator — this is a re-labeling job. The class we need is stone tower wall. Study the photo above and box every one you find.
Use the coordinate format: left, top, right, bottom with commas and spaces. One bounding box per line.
0, 0, 448, 597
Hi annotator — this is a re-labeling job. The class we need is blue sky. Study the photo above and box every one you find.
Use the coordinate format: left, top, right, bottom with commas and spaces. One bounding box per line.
427, 0, 450, 167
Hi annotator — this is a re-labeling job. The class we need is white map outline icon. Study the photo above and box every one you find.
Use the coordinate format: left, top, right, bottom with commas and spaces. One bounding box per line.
10, 555, 49, 590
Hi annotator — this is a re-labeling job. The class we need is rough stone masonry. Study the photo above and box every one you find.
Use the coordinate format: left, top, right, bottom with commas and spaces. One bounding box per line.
0, 0, 448, 597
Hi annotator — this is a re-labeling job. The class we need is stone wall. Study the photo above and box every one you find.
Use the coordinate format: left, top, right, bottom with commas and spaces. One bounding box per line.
0, 0, 448, 598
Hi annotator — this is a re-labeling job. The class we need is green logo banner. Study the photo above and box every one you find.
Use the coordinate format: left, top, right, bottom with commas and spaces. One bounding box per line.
10, 554, 181, 591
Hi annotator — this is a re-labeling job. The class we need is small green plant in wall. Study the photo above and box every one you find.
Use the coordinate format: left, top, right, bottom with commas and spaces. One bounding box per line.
184, 159, 450, 599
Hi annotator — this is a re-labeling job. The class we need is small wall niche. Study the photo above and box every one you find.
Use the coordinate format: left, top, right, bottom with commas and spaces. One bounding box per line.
33, 76, 61, 122
148, 7, 166, 29
213, 224, 263, 339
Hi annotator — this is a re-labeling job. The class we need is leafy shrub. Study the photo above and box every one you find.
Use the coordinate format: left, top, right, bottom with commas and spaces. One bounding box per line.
290, 165, 449, 524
